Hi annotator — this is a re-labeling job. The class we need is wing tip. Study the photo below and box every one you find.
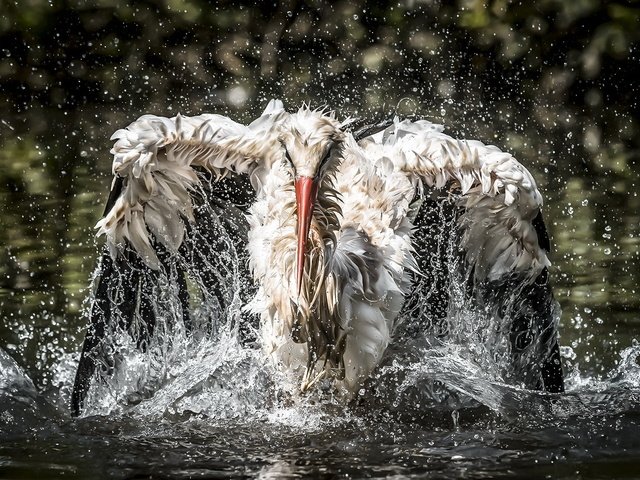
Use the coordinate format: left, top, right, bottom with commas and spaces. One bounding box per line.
263, 99, 285, 115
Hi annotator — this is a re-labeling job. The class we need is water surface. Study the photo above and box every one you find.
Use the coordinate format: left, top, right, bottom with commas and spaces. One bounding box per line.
1, 2, 639, 477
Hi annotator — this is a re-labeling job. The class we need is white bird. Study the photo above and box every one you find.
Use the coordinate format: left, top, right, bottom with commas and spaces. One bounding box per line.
71, 100, 563, 415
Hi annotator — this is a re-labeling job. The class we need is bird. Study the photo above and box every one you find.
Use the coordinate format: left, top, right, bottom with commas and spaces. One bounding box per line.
71, 100, 564, 415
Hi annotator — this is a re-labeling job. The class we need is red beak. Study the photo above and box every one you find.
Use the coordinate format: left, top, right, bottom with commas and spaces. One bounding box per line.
295, 176, 318, 296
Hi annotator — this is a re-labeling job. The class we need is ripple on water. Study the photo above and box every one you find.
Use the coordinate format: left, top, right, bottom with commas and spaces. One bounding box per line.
1, 337, 640, 478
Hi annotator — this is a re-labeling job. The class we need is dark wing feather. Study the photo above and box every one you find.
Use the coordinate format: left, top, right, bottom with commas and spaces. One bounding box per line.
71, 173, 256, 416
71, 107, 284, 416
360, 117, 564, 393
350, 113, 396, 143
402, 192, 563, 393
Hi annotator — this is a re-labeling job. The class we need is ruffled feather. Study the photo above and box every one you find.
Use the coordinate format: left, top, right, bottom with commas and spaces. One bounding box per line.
98, 103, 285, 268
360, 116, 549, 283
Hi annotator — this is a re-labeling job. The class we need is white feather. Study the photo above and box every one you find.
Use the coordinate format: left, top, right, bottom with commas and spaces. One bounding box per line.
96, 102, 551, 399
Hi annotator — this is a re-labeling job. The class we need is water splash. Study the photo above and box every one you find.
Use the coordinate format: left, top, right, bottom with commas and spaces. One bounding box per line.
0, 347, 40, 431
37, 183, 637, 429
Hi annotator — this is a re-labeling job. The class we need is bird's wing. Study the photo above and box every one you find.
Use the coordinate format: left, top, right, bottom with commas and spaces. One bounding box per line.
97, 100, 286, 268
358, 118, 564, 393
71, 101, 286, 415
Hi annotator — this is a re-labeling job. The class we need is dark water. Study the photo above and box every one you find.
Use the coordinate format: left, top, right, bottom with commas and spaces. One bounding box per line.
2, 402, 640, 479
1, 3, 640, 475
2, 341, 640, 479
1, 98, 639, 477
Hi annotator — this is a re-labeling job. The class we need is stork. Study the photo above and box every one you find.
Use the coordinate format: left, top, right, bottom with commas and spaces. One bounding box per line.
71, 100, 564, 415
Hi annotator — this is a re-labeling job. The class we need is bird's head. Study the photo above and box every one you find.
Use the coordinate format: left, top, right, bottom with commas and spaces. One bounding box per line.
278, 108, 346, 296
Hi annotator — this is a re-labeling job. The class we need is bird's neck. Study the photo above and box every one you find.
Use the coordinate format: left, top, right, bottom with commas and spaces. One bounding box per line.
248, 162, 352, 380
285, 179, 343, 366
295, 177, 341, 307
271, 179, 341, 323
248, 163, 344, 362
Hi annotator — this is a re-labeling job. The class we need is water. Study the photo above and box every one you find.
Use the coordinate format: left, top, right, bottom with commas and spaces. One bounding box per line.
1, 4, 640, 475
2, 107, 639, 477
1, 105, 639, 476
3, 404, 640, 478
2, 162, 640, 479
2, 338, 640, 478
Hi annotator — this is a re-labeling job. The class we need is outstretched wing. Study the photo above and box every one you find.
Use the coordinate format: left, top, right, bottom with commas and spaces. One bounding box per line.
359, 119, 564, 393
97, 101, 285, 268
71, 101, 285, 415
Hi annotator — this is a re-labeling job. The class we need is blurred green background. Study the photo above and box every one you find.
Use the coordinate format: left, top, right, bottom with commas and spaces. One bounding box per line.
0, 0, 638, 387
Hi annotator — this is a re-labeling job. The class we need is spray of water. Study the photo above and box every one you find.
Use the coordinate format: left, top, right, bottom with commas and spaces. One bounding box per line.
25, 176, 640, 427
